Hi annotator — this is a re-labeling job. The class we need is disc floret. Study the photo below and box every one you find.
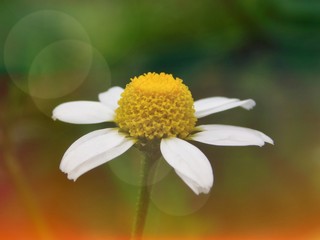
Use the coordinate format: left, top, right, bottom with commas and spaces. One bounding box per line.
115, 72, 197, 140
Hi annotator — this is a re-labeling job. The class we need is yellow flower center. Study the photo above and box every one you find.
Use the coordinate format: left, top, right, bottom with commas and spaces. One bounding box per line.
115, 72, 197, 140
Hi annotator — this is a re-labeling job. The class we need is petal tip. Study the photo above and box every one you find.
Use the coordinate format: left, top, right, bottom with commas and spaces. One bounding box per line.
195, 184, 212, 195
51, 109, 58, 121
67, 174, 77, 181
200, 187, 211, 195
268, 139, 274, 145
245, 99, 256, 110
259, 133, 274, 145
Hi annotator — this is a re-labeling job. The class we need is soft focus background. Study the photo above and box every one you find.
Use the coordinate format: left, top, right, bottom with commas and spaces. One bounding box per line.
1, 1, 320, 239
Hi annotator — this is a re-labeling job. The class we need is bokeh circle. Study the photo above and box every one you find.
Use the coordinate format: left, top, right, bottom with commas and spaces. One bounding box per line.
31, 43, 112, 117
150, 164, 211, 216
28, 40, 92, 99
4, 10, 91, 97
108, 149, 171, 187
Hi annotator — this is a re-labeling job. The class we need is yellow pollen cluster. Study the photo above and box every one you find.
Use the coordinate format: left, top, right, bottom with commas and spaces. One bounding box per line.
115, 72, 197, 140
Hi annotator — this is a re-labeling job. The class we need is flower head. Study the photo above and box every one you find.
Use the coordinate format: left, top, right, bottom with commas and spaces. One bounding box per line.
53, 72, 273, 195
115, 72, 196, 140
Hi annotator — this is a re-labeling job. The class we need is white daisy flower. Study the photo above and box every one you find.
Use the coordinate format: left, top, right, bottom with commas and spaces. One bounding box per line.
53, 72, 273, 195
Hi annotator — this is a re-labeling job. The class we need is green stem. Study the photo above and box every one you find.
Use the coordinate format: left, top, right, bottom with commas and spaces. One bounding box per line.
131, 152, 158, 240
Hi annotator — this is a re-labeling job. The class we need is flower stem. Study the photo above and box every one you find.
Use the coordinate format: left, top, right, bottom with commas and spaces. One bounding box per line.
131, 152, 158, 240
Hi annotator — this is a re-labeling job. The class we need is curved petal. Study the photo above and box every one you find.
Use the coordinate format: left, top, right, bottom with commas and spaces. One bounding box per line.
60, 128, 135, 180
52, 101, 115, 124
67, 140, 134, 180
98, 86, 124, 111
194, 97, 256, 118
60, 128, 113, 170
160, 138, 213, 195
191, 124, 274, 146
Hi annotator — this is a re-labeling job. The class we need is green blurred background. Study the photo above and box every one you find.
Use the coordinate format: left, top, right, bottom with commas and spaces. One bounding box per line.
1, 0, 320, 239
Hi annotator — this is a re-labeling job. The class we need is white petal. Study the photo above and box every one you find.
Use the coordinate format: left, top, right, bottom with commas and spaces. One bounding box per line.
194, 97, 256, 118
60, 128, 135, 180
67, 140, 134, 180
60, 128, 113, 170
98, 86, 124, 111
60, 128, 120, 172
52, 101, 115, 124
160, 138, 213, 195
191, 124, 274, 146
174, 170, 209, 195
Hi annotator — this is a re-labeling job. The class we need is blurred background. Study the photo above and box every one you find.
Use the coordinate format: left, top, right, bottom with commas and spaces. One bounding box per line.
1, 0, 320, 239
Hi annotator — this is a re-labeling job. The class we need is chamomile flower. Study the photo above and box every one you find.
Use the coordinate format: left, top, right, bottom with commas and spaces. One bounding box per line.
53, 72, 273, 195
